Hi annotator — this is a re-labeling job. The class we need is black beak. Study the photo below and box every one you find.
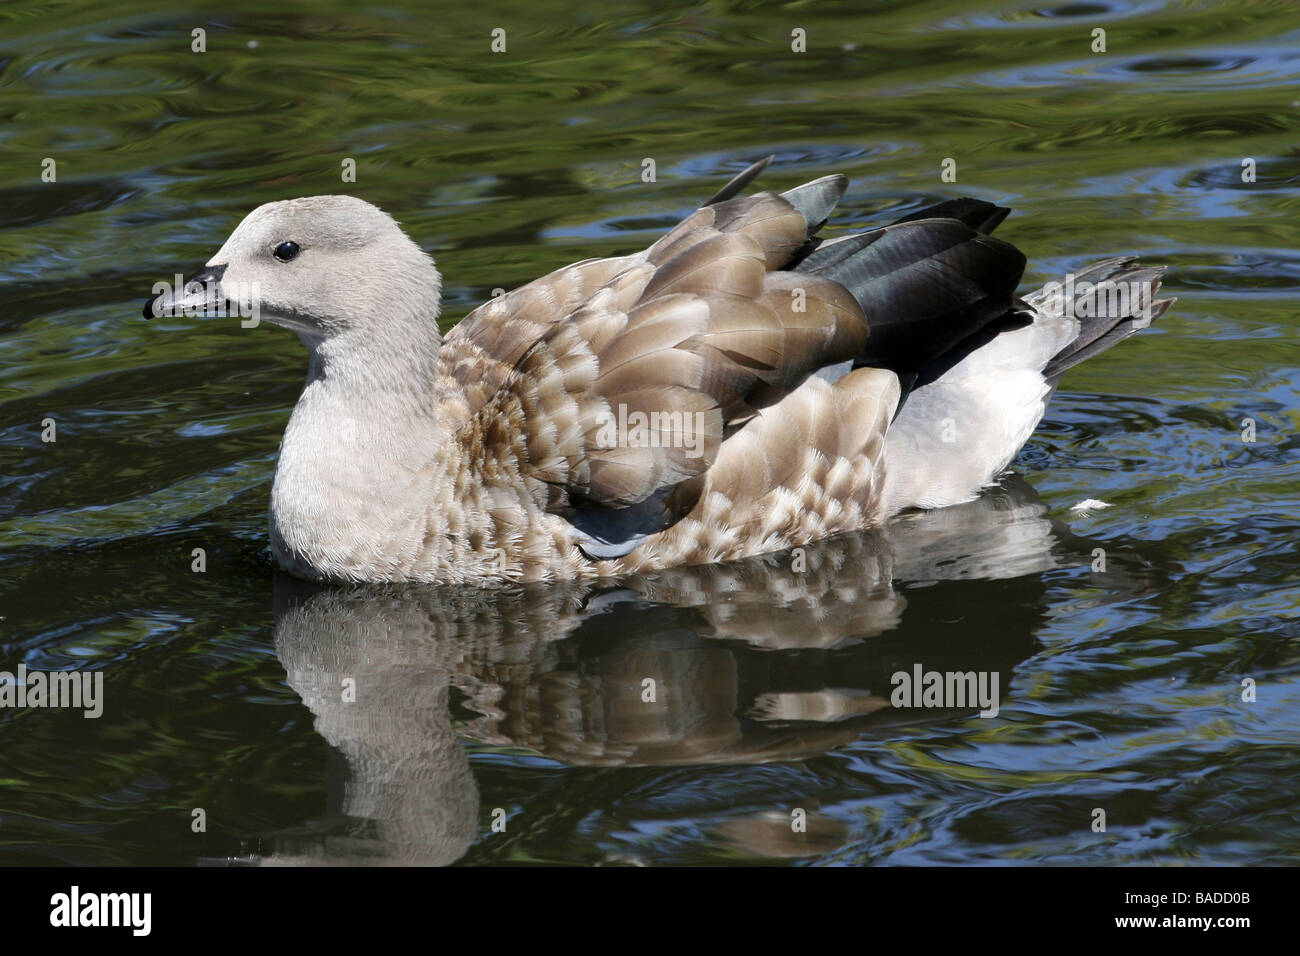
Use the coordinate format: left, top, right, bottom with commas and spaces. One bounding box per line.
143, 264, 228, 319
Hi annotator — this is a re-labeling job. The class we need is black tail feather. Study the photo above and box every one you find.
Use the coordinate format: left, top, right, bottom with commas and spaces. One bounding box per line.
796, 219, 1027, 375
888, 197, 1011, 236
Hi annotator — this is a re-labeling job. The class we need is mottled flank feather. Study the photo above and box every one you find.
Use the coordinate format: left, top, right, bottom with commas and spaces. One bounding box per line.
612, 367, 899, 573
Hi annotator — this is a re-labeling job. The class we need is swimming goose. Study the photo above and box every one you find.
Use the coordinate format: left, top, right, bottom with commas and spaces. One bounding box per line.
144, 157, 1173, 584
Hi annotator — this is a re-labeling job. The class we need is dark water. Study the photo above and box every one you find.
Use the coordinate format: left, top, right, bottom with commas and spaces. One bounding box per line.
1, 0, 1297, 865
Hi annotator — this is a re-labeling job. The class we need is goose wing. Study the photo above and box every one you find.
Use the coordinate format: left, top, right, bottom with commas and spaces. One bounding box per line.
437, 168, 870, 549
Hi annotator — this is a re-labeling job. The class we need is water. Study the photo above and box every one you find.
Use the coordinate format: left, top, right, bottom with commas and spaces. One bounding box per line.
1, 0, 1297, 866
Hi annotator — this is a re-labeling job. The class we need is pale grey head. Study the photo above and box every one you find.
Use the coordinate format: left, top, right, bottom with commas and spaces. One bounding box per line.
144, 195, 442, 344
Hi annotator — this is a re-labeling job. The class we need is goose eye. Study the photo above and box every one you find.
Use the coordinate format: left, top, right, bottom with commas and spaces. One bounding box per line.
273, 241, 300, 262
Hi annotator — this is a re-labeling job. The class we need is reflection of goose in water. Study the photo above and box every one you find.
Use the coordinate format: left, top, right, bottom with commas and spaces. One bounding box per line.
261, 477, 1142, 865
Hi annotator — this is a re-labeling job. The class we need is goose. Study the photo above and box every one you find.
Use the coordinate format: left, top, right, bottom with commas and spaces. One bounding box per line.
143, 156, 1173, 585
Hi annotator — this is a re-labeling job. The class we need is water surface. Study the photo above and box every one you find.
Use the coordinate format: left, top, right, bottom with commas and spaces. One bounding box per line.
1, 0, 1297, 865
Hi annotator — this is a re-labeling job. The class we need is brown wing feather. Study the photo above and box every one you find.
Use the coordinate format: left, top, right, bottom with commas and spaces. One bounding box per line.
435, 191, 874, 518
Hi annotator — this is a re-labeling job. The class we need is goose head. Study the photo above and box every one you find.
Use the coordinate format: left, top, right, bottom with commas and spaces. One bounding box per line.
143, 195, 442, 345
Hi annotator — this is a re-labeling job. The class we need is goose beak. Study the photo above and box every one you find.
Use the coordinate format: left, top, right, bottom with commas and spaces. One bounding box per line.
143, 264, 228, 319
